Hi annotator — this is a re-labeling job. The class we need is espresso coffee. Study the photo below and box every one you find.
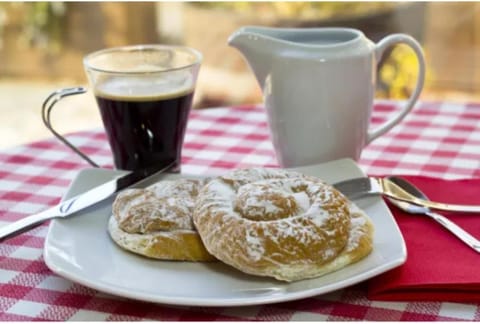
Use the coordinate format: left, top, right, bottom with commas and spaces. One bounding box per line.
95, 85, 194, 171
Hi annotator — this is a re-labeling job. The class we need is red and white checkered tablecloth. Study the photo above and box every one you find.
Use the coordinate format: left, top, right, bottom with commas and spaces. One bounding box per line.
0, 100, 479, 321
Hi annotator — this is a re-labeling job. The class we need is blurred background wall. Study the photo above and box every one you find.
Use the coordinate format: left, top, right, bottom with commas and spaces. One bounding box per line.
0, 2, 479, 149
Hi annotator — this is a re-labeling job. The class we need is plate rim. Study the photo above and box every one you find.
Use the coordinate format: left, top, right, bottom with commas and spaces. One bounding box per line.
43, 159, 407, 307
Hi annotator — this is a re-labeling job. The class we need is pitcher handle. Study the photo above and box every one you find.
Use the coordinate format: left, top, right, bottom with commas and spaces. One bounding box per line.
367, 34, 426, 144
42, 87, 100, 168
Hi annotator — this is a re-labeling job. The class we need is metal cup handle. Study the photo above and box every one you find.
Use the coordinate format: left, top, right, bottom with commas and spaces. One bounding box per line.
42, 87, 100, 168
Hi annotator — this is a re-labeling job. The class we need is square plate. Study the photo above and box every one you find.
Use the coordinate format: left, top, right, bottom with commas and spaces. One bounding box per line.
44, 159, 406, 306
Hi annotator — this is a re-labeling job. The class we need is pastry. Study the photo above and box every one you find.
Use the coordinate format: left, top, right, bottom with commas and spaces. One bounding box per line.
193, 168, 374, 281
108, 178, 215, 261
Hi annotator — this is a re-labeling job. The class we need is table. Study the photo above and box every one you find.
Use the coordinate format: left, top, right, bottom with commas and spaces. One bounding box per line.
0, 100, 479, 321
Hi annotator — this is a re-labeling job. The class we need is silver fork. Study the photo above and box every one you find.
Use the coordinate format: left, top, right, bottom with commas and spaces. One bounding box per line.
386, 176, 480, 253
332, 177, 480, 214
333, 177, 412, 201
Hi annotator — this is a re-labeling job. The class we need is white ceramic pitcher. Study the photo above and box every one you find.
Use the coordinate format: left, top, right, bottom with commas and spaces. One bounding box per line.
229, 26, 425, 167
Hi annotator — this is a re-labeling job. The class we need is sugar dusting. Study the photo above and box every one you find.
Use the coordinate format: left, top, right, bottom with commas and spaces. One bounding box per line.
195, 168, 357, 262
245, 227, 265, 261
292, 191, 310, 212
113, 179, 206, 234
344, 203, 368, 252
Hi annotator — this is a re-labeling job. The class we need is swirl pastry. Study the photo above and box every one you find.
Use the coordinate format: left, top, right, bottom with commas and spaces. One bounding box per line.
108, 178, 215, 261
193, 168, 374, 281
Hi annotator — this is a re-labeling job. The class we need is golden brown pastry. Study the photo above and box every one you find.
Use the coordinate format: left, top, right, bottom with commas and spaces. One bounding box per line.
193, 168, 374, 281
108, 178, 215, 261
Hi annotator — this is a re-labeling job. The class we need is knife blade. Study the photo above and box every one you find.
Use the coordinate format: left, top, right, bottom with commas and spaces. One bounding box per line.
0, 161, 175, 242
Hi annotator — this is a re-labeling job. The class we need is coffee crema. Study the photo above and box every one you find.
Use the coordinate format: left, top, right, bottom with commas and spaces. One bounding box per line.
95, 78, 194, 171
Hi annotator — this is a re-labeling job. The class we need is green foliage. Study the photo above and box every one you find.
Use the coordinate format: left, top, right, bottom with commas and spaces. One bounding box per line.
377, 45, 432, 99
192, 2, 399, 21
0, 2, 66, 52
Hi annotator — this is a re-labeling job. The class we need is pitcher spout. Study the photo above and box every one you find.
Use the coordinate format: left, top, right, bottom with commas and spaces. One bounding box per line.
228, 26, 277, 88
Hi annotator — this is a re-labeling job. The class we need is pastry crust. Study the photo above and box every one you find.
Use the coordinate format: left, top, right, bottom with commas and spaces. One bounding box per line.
108, 178, 215, 262
193, 168, 374, 281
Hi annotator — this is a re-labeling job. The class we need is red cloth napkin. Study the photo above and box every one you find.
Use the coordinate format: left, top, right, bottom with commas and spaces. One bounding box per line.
367, 175, 480, 302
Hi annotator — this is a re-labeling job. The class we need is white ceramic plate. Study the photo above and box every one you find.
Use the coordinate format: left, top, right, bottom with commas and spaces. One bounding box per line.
44, 159, 406, 306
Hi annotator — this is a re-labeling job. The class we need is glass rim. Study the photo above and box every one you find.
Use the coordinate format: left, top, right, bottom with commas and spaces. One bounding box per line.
83, 44, 203, 74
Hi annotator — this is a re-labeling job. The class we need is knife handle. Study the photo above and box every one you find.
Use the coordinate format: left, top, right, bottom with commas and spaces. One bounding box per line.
0, 208, 57, 242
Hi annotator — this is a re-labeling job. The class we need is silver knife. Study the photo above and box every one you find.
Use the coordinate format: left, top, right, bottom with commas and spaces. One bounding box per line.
3, 169, 476, 242
0, 161, 175, 242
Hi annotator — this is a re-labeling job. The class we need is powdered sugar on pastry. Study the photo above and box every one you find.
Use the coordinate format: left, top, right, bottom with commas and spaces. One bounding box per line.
109, 178, 215, 262
193, 168, 374, 281
112, 179, 206, 233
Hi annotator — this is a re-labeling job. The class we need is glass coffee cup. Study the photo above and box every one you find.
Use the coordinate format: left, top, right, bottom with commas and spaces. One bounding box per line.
43, 45, 202, 173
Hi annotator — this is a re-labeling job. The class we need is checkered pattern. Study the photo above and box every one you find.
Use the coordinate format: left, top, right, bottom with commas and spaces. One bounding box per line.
0, 100, 479, 321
